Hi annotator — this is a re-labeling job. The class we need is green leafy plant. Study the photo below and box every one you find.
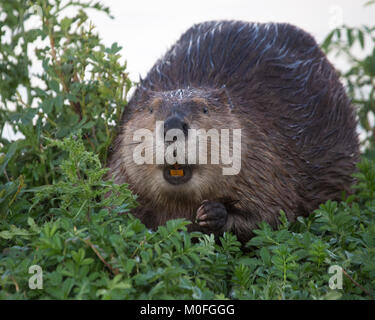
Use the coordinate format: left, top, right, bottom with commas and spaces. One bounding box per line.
1, 0, 131, 191
321, 1, 375, 156
1, 131, 374, 300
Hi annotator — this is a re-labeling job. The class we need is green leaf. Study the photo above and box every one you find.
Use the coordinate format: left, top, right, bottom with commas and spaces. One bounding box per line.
0, 141, 20, 174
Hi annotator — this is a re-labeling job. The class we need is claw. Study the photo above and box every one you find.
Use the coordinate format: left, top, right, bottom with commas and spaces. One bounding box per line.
195, 200, 228, 232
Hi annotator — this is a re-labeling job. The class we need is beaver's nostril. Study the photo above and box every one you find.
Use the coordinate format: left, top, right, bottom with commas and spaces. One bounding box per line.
164, 115, 189, 136
182, 123, 189, 135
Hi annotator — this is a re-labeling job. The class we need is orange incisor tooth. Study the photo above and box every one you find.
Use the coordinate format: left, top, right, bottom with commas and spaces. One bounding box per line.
170, 169, 184, 177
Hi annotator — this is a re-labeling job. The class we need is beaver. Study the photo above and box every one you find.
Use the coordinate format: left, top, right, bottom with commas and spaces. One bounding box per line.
107, 20, 359, 244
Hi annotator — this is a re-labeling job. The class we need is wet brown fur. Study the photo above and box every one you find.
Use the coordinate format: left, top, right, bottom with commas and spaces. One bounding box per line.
107, 21, 359, 244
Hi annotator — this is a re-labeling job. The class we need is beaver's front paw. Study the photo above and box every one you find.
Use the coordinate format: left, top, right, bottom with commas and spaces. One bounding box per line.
196, 200, 228, 234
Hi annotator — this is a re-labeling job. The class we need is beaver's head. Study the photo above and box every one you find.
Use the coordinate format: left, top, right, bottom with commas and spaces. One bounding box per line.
111, 87, 242, 208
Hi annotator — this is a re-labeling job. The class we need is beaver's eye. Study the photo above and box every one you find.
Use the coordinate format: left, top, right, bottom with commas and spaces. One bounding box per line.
203, 107, 208, 114
149, 108, 153, 114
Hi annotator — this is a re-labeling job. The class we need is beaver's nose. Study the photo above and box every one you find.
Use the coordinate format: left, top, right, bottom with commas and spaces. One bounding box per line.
164, 115, 189, 136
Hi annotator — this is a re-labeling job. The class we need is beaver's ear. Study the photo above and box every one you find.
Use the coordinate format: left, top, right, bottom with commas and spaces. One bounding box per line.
136, 79, 153, 102
129, 84, 154, 110
120, 84, 154, 124
217, 84, 235, 110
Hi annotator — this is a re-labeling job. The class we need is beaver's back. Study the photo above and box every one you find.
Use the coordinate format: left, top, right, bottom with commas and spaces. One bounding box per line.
143, 21, 328, 92
141, 21, 357, 148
